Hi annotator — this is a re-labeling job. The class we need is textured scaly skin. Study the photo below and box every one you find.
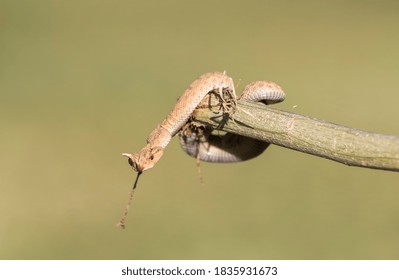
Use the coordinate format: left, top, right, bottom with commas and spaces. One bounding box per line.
123, 72, 285, 172
149, 72, 235, 148
178, 80, 285, 162
123, 72, 235, 172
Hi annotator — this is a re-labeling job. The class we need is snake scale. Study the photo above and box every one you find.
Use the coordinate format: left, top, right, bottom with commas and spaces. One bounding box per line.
117, 72, 285, 228
123, 72, 285, 173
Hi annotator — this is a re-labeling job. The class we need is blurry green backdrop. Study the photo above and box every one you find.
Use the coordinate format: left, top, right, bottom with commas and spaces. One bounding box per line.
1, 0, 399, 259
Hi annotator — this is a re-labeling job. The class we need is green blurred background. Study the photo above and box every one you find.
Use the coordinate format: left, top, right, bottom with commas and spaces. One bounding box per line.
1, 0, 398, 259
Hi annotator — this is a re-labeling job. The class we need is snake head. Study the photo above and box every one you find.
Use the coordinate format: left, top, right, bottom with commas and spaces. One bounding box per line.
122, 145, 164, 173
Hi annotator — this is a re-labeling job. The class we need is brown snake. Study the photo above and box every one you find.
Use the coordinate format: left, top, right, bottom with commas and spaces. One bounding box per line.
123, 72, 285, 172
117, 72, 284, 228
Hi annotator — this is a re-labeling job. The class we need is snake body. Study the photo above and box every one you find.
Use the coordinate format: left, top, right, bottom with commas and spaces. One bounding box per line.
123, 72, 285, 172
178, 80, 285, 162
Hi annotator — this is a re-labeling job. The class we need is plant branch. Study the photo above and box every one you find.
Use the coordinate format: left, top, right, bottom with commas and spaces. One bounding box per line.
192, 99, 399, 172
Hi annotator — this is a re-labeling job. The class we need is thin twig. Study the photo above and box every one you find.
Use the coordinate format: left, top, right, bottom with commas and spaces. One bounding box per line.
116, 171, 142, 229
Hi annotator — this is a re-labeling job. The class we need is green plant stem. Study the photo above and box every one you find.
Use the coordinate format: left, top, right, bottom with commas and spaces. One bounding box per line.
192, 99, 399, 172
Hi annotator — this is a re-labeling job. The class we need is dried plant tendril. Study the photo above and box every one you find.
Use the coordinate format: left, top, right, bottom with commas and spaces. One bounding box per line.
116, 172, 142, 229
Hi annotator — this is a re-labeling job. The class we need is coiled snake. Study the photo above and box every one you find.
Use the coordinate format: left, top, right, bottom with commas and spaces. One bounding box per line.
117, 72, 285, 228
123, 72, 285, 171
